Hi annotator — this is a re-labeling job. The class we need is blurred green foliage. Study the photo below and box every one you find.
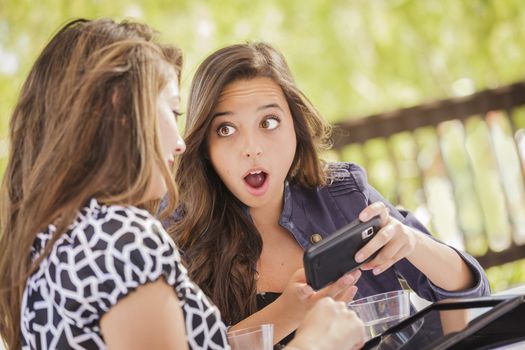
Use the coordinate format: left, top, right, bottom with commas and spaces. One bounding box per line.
2, 0, 525, 134
1, 0, 525, 292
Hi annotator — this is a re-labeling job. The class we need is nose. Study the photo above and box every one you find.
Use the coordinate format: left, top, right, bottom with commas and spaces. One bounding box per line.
243, 135, 263, 158
244, 145, 262, 158
245, 149, 262, 158
174, 137, 186, 155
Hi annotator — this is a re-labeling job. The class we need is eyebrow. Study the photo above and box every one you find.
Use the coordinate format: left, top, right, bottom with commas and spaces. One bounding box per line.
212, 103, 283, 119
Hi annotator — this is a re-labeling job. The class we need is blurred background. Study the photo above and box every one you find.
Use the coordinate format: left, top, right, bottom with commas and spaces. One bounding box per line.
1, 0, 525, 292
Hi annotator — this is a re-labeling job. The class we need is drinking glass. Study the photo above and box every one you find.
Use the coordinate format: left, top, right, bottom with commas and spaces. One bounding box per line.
348, 290, 411, 340
227, 323, 273, 350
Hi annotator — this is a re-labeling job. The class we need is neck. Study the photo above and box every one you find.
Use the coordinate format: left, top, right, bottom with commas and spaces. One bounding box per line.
249, 185, 285, 230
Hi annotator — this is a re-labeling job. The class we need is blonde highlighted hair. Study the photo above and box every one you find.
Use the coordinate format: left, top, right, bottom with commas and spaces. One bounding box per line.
0, 19, 182, 348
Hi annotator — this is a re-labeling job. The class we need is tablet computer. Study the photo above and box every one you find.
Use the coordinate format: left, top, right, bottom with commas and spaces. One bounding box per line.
362, 295, 525, 350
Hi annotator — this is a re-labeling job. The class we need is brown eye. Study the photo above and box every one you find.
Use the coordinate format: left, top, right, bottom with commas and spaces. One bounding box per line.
217, 124, 236, 137
261, 117, 280, 130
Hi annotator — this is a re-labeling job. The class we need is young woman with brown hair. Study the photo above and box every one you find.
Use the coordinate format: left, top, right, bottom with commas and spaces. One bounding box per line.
165, 42, 491, 347
0, 20, 364, 350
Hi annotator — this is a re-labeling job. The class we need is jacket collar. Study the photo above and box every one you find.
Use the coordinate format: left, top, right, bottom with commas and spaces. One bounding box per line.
240, 180, 293, 223
241, 180, 311, 249
241, 180, 293, 219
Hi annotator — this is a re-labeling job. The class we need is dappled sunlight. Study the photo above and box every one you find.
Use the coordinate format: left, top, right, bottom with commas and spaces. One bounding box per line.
2, 0, 525, 294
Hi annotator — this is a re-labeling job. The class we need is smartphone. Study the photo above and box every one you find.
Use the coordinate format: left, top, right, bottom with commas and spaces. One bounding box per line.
303, 215, 382, 290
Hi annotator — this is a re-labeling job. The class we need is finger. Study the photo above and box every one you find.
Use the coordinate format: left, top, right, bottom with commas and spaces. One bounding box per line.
351, 339, 365, 350
350, 269, 362, 283
330, 270, 363, 300
314, 268, 362, 300
358, 202, 389, 225
296, 283, 315, 299
314, 275, 353, 299
366, 236, 404, 268
355, 222, 395, 263
343, 269, 362, 284
372, 243, 415, 275
330, 273, 357, 295
329, 282, 352, 300
359, 262, 374, 271
334, 285, 358, 303
290, 268, 307, 283
372, 260, 396, 275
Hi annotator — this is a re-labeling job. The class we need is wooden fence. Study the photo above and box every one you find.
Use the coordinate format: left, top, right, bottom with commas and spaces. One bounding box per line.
332, 81, 525, 268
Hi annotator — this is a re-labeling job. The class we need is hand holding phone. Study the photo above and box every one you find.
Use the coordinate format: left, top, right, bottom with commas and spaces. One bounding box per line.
304, 215, 382, 290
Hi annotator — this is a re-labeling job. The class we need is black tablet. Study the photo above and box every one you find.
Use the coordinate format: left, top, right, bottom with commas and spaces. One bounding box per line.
362, 295, 525, 350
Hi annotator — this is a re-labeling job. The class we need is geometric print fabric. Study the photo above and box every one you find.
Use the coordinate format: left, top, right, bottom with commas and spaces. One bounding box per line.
21, 198, 229, 349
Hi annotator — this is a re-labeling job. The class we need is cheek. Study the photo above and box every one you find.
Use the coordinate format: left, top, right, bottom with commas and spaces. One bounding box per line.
288, 126, 298, 153
207, 139, 227, 174
275, 125, 297, 166
284, 140, 297, 175
160, 116, 179, 149
209, 151, 236, 190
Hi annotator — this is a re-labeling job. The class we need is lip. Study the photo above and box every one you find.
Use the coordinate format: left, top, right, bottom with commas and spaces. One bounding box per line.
243, 167, 270, 197
242, 167, 269, 178
167, 159, 175, 167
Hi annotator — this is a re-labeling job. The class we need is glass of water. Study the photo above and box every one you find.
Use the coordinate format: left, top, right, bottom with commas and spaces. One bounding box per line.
348, 290, 411, 340
227, 324, 273, 350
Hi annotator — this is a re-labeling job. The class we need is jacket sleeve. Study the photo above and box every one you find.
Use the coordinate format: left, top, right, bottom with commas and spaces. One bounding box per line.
348, 163, 491, 300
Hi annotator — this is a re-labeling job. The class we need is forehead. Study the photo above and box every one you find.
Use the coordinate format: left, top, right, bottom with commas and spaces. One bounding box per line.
159, 65, 180, 100
216, 77, 286, 106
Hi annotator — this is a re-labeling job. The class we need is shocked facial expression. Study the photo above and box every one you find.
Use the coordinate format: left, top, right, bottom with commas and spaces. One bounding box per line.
206, 77, 297, 210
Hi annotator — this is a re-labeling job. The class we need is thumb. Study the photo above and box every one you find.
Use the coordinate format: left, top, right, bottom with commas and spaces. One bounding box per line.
288, 269, 313, 299
290, 268, 307, 283
296, 284, 315, 300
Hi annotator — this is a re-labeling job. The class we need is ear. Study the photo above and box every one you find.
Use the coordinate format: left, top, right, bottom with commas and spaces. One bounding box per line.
111, 85, 128, 126
111, 89, 120, 108
111, 82, 125, 108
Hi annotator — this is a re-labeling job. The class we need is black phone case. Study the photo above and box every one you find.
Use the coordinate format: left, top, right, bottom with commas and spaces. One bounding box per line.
303, 215, 382, 290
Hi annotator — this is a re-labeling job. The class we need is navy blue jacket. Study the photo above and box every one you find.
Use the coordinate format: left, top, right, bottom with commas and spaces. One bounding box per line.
274, 162, 489, 301
162, 162, 490, 302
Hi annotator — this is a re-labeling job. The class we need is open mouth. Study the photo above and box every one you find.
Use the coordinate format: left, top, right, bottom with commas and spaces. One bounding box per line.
244, 170, 268, 189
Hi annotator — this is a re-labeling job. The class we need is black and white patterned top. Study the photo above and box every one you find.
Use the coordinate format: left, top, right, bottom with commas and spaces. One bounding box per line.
21, 198, 229, 349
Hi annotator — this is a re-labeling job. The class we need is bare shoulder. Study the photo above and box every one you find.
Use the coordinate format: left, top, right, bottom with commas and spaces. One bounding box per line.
101, 279, 188, 350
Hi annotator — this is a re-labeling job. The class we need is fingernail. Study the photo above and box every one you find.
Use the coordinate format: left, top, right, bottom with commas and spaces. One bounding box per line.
342, 274, 355, 286
373, 267, 382, 275
360, 212, 369, 221
355, 253, 364, 263
302, 285, 314, 296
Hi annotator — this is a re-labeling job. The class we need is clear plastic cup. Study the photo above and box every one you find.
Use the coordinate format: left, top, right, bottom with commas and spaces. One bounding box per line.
348, 290, 411, 340
227, 324, 274, 350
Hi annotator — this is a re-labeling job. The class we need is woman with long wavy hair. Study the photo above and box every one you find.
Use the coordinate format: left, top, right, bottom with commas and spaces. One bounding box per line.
166, 42, 490, 347
0, 19, 365, 350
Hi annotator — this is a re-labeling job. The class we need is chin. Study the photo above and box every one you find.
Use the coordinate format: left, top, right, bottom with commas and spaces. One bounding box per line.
244, 196, 269, 209
146, 184, 167, 202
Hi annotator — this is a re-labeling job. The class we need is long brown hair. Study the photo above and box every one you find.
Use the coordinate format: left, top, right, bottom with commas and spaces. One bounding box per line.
0, 19, 182, 349
171, 42, 331, 324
